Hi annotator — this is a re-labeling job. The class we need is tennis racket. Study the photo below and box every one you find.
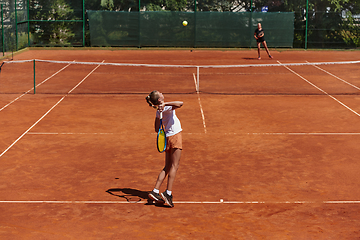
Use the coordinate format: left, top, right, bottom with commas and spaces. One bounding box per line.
157, 111, 166, 153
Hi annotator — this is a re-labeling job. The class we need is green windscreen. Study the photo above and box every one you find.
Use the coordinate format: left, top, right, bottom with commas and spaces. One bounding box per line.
87, 10, 294, 48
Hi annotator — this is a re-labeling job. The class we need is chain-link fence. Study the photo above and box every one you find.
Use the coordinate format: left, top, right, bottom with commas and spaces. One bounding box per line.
0, 0, 18, 54
0, 0, 85, 55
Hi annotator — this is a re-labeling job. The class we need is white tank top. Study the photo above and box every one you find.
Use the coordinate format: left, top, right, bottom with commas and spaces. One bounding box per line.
156, 106, 182, 137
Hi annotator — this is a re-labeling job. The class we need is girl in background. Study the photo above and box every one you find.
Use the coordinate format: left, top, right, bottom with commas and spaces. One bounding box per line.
254, 23, 273, 60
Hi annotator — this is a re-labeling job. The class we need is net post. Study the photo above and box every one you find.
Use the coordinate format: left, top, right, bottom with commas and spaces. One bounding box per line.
33, 60, 36, 94
197, 66, 200, 92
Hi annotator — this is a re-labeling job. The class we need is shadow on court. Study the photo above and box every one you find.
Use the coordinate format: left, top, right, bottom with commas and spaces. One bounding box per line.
242, 57, 258, 60
106, 188, 170, 207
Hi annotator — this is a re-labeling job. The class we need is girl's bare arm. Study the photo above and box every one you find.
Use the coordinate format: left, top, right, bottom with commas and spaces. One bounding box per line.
154, 101, 183, 132
158, 101, 183, 110
154, 117, 160, 133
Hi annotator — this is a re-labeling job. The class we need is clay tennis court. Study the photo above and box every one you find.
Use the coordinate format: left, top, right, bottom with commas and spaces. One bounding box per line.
0, 48, 360, 239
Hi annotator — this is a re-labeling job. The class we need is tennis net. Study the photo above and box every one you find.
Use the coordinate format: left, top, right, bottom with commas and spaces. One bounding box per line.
1, 59, 359, 95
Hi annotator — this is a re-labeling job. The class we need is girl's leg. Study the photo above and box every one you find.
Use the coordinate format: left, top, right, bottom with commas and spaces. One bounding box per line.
262, 41, 272, 57
166, 148, 182, 192
153, 154, 172, 190
257, 42, 261, 59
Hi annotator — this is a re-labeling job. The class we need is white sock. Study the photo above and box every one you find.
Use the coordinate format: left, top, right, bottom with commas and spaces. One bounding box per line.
166, 190, 172, 196
153, 188, 159, 194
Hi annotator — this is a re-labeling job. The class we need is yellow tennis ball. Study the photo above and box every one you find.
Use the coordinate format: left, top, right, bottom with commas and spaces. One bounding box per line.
182, 20, 188, 26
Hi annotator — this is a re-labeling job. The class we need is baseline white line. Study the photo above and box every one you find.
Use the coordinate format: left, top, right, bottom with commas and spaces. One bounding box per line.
244, 132, 360, 135
27, 132, 114, 135
308, 61, 360, 91
277, 61, 360, 117
26, 132, 360, 135
193, 73, 207, 133
0, 61, 73, 112
1, 200, 360, 204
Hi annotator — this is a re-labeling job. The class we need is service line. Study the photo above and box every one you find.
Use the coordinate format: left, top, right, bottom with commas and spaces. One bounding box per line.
27, 132, 360, 135
193, 72, 207, 134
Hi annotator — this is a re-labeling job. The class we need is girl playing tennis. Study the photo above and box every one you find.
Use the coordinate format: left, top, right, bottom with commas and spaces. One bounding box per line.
254, 23, 273, 60
146, 90, 183, 208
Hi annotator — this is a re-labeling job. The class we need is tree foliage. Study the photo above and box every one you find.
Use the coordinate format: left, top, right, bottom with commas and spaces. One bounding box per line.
29, 0, 83, 45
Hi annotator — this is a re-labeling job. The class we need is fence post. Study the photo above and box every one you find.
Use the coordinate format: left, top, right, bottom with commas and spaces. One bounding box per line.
194, 0, 196, 48
82, 0, 85, 46
27, 0, 30, 47
15, 0, 18, 51
249, 11, 253, 48
305, 0, 309, 49
138, 0, 141, 48
1, 4, 4, 56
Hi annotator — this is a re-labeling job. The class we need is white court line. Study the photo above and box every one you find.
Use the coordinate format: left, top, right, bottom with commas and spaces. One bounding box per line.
0, 200, 360, 204
0, 61, 74, 112
0, 96, 66, 157
27, 132, 114, 135
277, 61, 360, 117
27, 132, 360, 135
0, 94, 28, 112
242, 132, 360, 135
67, 60, 104, 94
35, 60, 76, 90
192, 70, 199, 92
0, 62, 104, 158
308, 61, 360, 91
193, 73, 207, 133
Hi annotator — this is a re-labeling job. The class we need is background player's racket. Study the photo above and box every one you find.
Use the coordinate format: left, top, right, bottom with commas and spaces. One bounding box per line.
257, 30, 264, 38
157, 111, 166, 153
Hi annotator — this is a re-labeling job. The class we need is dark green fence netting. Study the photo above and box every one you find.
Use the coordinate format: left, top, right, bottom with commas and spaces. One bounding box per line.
87, 10, 294, 48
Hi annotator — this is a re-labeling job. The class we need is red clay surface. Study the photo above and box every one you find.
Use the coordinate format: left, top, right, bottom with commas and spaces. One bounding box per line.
0, 49, 360, 239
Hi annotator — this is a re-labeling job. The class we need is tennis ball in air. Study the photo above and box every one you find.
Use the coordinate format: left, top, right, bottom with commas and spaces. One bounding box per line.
182, 20, 188, 26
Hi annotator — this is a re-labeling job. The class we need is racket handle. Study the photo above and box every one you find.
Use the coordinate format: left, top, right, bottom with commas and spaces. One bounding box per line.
159, 111, 163, 119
